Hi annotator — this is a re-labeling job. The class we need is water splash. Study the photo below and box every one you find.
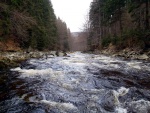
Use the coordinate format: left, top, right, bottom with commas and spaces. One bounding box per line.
100, 87, 129, 112
2, 52, 150, 113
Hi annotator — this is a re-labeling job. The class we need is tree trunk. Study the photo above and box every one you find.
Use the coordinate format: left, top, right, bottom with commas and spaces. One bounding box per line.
145, 0, 149, 29
119, 8, 123, 35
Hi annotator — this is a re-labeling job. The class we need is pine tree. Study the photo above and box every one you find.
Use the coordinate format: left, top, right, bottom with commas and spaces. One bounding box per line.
0, 0, 58, 51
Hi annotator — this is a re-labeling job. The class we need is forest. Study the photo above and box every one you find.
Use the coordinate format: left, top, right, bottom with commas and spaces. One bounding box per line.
86, 0, 150, 52
0, 0, 70, 51
0, 0, 149, 53
0, 1, 150, 112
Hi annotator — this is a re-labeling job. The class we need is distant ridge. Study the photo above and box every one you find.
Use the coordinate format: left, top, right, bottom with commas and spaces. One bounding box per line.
71, 32, 80, 37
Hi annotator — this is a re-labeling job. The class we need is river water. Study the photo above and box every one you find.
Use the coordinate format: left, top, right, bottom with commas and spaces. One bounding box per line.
0, 52, 150, 113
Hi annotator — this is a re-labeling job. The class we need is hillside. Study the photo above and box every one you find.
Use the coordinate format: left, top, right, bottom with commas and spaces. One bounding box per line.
0, 0, 57, 51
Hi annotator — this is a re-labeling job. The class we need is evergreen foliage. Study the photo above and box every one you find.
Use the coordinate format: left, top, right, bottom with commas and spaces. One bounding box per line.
0, 0, 57, 50
56, 18, 70, 51
88, 0, 150, 50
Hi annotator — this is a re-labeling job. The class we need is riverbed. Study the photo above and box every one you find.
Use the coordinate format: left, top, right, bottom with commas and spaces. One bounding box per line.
0, 52, 150, 113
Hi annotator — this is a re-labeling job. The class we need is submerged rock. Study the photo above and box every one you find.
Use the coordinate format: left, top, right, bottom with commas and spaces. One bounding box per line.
55, 51, 68, 57
100, 48, 150, 61
30, 109, 46, 113
126, 100, 150, 113
0, 58, 20, 70
137, 54, 149, 60
0, 60, 7, 70
100, 87, 129, 112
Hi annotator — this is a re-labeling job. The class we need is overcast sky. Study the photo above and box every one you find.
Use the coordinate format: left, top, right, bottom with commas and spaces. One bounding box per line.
51, 0, 92, 32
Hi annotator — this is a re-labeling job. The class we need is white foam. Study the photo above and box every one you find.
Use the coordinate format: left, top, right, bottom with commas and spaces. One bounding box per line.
11, 67, 22, 71
21, 93, 28, 100
112, 87, 129, 105
40, 100, 77, 110
143, 65, 150, 71
61, 83, 74, 90
117, 87, 129, 97
11, 68, 64, 79
115, 107, 127, 113
82, 88, 105, 94
20, 68, 52, 76
127, 62, 141, 70
92, 63, 105, 69
22, 93, 77, 110
128, 99, 150, 113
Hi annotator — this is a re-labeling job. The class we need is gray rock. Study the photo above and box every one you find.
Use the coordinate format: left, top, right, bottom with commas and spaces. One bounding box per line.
50, 51, 56, 56
30, 108, 46, 113
138, 54, 149, 60
100, 90, 119, 112
100, 87, 129, 112
55, 51, 67, 57
127, 100, 150, 113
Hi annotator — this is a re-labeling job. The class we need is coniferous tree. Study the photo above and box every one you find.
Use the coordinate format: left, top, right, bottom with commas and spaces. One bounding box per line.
87, 0, 150, 50
0, 0, 58, 51
56, 17, 70, 51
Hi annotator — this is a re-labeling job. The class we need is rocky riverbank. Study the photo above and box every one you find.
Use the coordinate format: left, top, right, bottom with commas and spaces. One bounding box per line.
93, 48, 150, 61
0, 51, 67, 71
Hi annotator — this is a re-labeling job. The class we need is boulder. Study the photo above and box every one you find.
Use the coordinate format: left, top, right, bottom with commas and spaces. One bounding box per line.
138, 54, 149, 60
0, 61, 7, 70
126, 100, 150, 113
100, 87, 129, 112
50, 51, 56, 56
55, 51, 67, 57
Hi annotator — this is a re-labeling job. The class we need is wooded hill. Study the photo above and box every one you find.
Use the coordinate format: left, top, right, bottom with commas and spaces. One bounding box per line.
87, 0, 150, 51
56, 17, 71, 51
0, 0, 70, 51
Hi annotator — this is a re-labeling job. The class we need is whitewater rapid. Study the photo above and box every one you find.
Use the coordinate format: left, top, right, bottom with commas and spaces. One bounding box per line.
0, 52, 150, 113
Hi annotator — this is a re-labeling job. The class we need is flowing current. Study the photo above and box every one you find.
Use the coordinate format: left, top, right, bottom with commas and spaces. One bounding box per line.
0, 52, 150, 113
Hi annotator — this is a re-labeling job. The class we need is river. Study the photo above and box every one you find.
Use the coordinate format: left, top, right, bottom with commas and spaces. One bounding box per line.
0, 52, 150, 113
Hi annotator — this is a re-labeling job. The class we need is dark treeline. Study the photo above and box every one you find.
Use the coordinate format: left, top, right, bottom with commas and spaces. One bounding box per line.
0, 0, 70, 51
86, 0, 150, 51
56, 17, 71, 51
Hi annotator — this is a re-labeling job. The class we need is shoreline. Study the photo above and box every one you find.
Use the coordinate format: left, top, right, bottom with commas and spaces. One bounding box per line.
84, 48, 150, 61
96, 49, 150, 61
0, 51, 68, 71
0, 50, 149, 71
0, 51, 53, 71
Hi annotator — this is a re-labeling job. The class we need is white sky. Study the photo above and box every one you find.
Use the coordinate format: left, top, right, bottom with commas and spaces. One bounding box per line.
51, 0, 92, 32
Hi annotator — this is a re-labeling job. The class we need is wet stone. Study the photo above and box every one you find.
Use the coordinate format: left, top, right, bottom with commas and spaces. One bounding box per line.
30, 108, 46, 113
